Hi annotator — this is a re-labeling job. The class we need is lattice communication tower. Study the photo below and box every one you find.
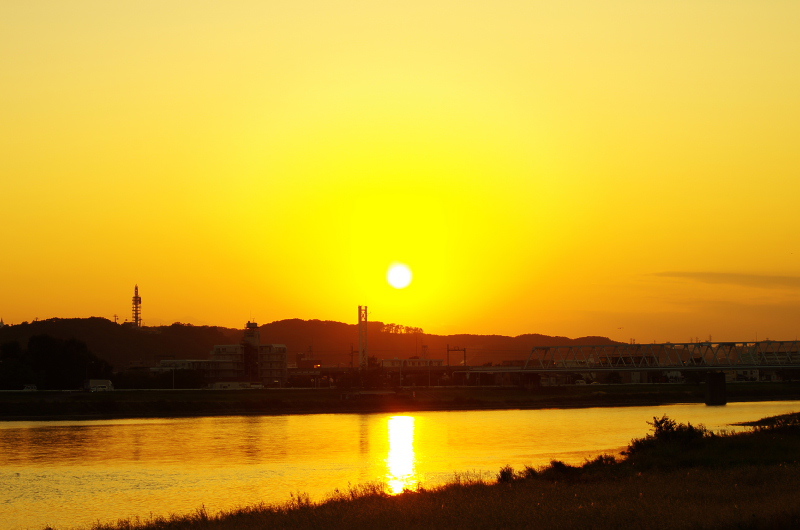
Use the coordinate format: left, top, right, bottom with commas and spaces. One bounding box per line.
132, 285, 142, 327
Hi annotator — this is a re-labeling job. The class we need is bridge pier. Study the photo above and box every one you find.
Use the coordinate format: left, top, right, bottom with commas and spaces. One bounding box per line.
704, 372, 727, 405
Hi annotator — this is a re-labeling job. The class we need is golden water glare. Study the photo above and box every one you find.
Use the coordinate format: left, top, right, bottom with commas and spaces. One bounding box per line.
8, 403, 800, 529
385, 415, 417, 494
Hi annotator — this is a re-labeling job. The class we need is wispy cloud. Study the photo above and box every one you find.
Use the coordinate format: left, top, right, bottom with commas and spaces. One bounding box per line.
653, 272, 800, 290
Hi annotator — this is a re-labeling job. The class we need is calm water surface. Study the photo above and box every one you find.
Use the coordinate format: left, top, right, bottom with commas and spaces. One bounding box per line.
2, 400, 799, 530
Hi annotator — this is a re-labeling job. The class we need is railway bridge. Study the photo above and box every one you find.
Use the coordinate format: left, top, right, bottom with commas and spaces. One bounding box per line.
462, 340, 800, 405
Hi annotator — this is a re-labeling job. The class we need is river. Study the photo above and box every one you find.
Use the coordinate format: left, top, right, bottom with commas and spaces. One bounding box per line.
2, 400, 799, 530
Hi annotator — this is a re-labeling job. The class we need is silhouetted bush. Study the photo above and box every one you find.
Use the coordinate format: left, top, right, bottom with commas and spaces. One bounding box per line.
519, 465, 537, 479
625, 415, 710, 456
582, 454, 618, 472
539, 460, 580, 481
496, 465, 515, 483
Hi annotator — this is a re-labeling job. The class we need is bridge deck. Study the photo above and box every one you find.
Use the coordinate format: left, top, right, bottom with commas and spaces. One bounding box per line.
465, 340, 800, 373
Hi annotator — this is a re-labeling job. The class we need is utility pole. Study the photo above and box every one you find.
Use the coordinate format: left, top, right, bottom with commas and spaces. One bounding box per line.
447, 345, 467, 386
421, 345, 430, 387
447, 345, 467, 366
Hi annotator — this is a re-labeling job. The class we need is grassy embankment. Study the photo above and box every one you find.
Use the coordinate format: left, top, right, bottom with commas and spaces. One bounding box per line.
4, 382, 800, 420
62, 412, 800, 530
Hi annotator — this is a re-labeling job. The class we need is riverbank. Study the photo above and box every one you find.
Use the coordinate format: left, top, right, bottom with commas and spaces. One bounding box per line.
3, 382, 800, 421
77, 413, 800, 530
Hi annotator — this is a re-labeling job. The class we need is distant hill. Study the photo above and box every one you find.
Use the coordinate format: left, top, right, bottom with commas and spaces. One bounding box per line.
0, 318, 238, 370
0, 317, 622, 370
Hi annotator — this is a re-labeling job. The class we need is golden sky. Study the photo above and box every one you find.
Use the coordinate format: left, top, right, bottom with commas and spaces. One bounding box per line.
2, 1, 799, 342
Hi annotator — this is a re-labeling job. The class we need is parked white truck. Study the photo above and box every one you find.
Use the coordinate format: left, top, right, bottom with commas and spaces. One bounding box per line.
85, 379, 114, 392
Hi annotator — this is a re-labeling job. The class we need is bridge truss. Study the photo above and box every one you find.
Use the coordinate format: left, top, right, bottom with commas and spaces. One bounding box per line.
472, 340, 800, 373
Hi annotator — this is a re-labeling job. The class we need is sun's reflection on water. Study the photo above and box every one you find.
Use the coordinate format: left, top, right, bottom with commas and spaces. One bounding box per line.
386, 415, 417, 494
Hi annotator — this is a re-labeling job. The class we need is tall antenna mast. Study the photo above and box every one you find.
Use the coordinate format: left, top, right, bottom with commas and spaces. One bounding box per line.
132, 285, 142, 327
358, 305, 368, 368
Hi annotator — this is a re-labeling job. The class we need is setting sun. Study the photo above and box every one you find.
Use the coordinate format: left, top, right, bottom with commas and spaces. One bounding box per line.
388, 263, 413, 289
1, 0, 798, 342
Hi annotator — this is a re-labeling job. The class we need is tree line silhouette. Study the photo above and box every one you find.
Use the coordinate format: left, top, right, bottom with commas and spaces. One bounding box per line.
0, 335, 112, 390
0, 317, 622, 376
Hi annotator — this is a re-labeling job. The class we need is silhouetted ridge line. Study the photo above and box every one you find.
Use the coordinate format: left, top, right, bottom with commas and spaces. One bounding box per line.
0, 317, 622, 370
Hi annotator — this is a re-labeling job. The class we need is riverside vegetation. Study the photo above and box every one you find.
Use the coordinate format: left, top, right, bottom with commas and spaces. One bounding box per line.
57, 413, 800, 530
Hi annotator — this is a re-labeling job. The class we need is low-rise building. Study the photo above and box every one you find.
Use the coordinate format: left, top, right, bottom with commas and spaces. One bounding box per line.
151, 321, 288, 387
210, 321, 288, 386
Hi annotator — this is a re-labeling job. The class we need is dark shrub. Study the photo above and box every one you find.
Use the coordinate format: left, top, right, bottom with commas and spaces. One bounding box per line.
520, 465, 538, 479
497, 465, 515, 483
582, 454, 617, 472
625, 415, 710, 456
539, 460, 580, 481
